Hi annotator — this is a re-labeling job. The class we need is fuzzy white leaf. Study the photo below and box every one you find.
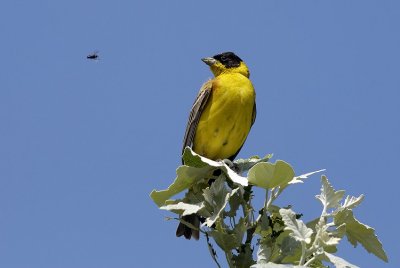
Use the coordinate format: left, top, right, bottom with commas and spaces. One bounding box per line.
256, 243, 272, 263
334, 209, 388, 262
316, 176, 345, 210
315, 220, 341, 247
289, 169, 326, 184
251, 263, 306, 268
324, 252, 360, 268
280, 208, 313, 244
184, 147, 248, 186
160, 202, 204, 216
341, 195, 364, 210
223, 162, 248, 186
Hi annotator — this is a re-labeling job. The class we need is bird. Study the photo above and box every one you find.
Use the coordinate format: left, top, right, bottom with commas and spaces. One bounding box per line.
176, 52, 256, 240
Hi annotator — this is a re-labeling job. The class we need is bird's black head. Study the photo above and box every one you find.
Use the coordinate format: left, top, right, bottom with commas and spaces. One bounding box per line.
212, 52, 243, 68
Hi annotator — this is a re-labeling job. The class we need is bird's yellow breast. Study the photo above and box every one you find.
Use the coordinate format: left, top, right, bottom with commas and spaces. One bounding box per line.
193, 73, 255, 160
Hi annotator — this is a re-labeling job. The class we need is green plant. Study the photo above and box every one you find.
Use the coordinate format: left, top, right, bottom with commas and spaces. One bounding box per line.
150, 148, 388, 267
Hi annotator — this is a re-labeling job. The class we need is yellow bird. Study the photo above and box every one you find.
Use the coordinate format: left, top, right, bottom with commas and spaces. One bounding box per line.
176, 52, 256, 240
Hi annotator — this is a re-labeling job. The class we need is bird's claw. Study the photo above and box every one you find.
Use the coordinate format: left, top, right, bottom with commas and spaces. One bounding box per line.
222, 159, 240, 174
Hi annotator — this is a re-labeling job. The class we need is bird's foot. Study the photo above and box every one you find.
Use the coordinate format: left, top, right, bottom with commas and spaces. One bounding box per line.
222, 159, 240, 174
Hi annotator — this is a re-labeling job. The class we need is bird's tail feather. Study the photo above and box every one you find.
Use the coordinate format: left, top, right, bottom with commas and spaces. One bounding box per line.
176, 214, 200, 240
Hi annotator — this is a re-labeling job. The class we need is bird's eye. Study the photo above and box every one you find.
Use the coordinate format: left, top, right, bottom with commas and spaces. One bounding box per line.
221, 56, 227, 61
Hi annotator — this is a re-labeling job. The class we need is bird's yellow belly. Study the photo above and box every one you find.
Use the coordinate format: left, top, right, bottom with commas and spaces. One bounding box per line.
193, 74, 255, 160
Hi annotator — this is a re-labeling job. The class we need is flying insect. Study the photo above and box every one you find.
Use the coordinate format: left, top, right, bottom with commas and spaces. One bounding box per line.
87, 51, 99, 60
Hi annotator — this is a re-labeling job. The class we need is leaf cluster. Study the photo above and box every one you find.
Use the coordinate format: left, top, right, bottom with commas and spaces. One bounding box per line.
150, 148, 388, 267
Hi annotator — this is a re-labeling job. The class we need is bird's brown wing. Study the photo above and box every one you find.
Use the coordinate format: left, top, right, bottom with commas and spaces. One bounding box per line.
177, 81, 212, 239
251, 101, 257, 126
181, 80, 213, 160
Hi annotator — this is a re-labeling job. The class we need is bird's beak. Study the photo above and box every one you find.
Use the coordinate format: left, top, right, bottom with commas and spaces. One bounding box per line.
201, 57, 217, 66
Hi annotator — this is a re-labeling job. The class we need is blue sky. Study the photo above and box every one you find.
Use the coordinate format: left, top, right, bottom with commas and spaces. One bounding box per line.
0, 1, 399, 267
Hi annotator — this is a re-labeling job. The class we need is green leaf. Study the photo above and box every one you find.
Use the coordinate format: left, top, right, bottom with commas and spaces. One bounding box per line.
232, 243, 256, 268
255, 213, 272, 237
224, 190, 242, 217
232, 217, 247, 243
334, 209, 388, 262
306, 217, 320, 231
278, 233, 302, 263
182, 146, 210, 167
151, 147, 247, 207
280, 208, 313, 244
203, 177, 240, 227
184, 147, 249, 186
323, 252, 360, 268
160, 202, 205, 216
234, 154, 273, 173
150, 165, 213, 207
209, 230, 240, 251
208, 219, 246, 251
316, 176, 345, 210
248, 161, 295, 189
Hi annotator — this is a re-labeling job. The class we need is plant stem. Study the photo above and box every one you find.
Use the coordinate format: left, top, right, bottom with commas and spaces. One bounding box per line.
205, 233, 222, 268
264, 189, 269, 212
299, 241, 307, 265
225, 251, 234, 267
304, 255, 317, 267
